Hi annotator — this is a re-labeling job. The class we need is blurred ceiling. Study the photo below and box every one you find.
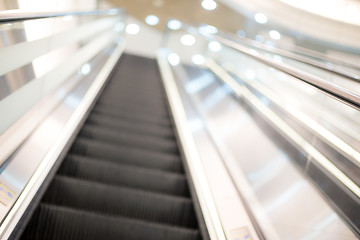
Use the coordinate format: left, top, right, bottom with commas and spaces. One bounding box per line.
107, 0, 246, 33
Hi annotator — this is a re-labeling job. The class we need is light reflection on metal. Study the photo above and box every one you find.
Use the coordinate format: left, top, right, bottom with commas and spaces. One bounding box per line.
79, 63, 91, 75
157, 51, 226, 240
126, 23, 140, 35
228, 64, 360, 168
192, 54, 205, 65
199, 24, 218, 34
266, 181, 305, 212
167, 53, 180, 66
185, 74, 214, 94
208, 41, 222, 52
269, 30, 281, 40
208, 59, 360, 199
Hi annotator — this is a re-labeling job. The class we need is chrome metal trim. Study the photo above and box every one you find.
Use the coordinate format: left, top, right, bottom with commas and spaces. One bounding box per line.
0, 8, 125, 22
208, 34, 360, 111
222, 33, 360, 82
0, 28, 120, 167
0, 16, 121, 76
226, 64, 360, 168
0, 42, 126, 240
169, 20, 360, 112
207, 59, 360, 199
157, 49, 226, 240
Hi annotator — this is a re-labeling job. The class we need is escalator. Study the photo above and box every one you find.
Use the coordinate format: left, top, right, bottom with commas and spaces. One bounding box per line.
18, 54, 205, 240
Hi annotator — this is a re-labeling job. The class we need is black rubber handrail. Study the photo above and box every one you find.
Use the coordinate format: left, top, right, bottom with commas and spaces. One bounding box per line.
0, 8, 125, 22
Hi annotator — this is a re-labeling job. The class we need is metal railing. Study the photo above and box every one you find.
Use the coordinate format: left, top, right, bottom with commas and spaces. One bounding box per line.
220, 32, 360, 81
0, 8, 125, 22
194, 28, 360, 111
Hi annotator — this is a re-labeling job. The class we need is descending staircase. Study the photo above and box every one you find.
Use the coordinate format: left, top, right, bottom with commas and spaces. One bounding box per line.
20, 54, 203, 240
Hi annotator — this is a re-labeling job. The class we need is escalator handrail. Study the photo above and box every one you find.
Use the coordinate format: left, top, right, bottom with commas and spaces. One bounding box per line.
220, 32, 360, 82
186, 24, 360, 111
0, 8, 125, 22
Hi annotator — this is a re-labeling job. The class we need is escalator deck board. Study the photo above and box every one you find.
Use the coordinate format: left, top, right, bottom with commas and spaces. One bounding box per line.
20, 54, 202, 240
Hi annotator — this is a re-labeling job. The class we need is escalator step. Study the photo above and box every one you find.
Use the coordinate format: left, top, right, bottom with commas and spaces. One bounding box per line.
19, 54, 203, 240
58, 154, 190, 196
70, 138, 183, 173
98, 91, 167, 105
21, 204, 201, 240
93, 105, 172, 126
101, 87, 166, 100
79, 124, 179, 154
86, 112, 175, 139
95, 101, 169, 117
43, 176, 198, 228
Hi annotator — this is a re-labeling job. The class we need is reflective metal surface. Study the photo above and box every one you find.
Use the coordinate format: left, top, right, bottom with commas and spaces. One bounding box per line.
158, 49, 260, 240
161, 21, 359, 239
0, 9, 124, 22
0, 41, 125, 240
0, 12, 125, 166
0, 9, 126, 239
170, 62, 357, 239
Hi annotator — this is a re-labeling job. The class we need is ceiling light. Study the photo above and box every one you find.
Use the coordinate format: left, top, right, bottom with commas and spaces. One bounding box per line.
168, 53, 180, 66
167, 19, 182, 30
254, 13, 268, 24
202, 0, 217, 11
145, 15, 159, 26
181, 34, 196, 46
192, 54, 205, 65
126, 23, 140, 35
208, 41, 222, 52
269, 30, 281, 40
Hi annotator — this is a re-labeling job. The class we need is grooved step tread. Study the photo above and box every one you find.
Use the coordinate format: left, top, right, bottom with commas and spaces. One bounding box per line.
79, 124, 178, 154
95, 101, 169, 117
20, 54, 202, 240
58, 154, 190, 196
44, 176, 197, 228
93, 105, 172, 126
86, 113, 175, 139
71, 138, 183, 173
21, 204, 201, 240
